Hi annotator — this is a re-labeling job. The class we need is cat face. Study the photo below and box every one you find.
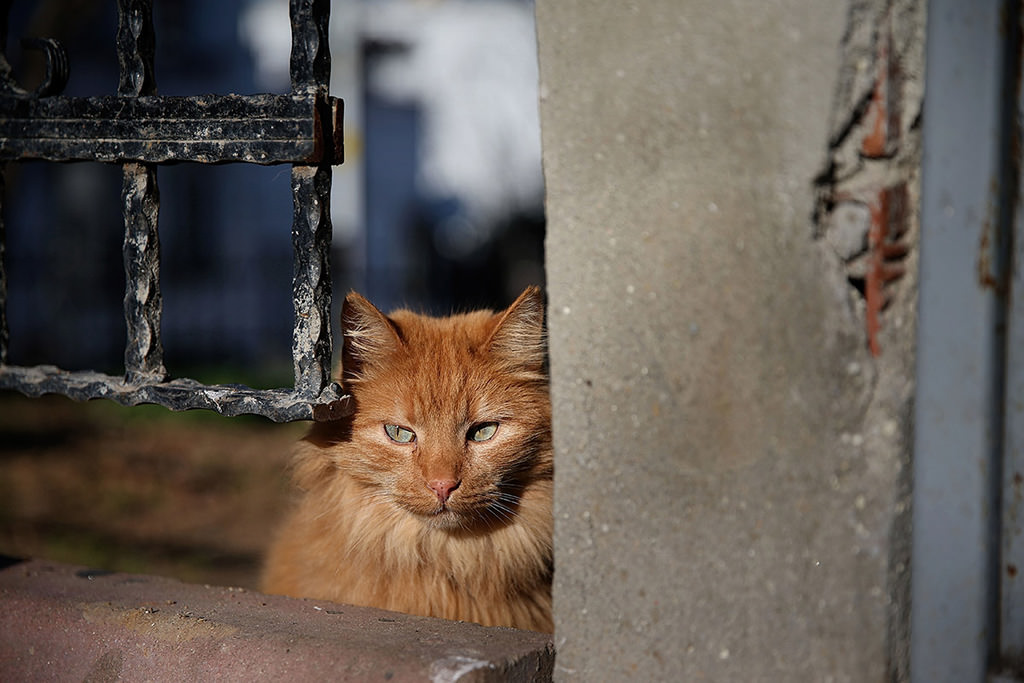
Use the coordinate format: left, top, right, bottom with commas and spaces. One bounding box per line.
335, 287, 551, 531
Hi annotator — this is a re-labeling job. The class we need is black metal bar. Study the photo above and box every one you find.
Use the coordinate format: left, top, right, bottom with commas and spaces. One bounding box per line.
288, 0, 336, 400
19, 38, 69, 97
0, 93, 339, 164
0, 0, 15, 95
0, 365, 351, 422
0, 0, 348, 422
290, 164, 335, 398
0, 165, 7, 365
117, 0, 155, 98
0, 1, 69, 97
290, 0, 331, 94
121, 162, 166, 384
117, 0, 164, 385
0, 2, 9, 365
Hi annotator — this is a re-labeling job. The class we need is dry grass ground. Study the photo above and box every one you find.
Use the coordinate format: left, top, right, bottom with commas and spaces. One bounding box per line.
0, 392, 307, 589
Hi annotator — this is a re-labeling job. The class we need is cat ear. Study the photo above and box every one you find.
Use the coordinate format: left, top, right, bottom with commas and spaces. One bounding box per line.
485, 286, 546, 372
340, 291, 403, 381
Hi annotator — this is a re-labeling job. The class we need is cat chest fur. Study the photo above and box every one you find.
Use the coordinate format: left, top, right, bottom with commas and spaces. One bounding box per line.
265, 471, 552, 631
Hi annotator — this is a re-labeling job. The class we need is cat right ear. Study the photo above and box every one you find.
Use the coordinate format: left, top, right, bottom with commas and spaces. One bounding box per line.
340, 292, 403, 382
485, 285, 546, 373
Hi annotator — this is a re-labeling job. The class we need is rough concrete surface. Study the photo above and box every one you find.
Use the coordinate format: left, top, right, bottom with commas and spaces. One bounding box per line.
0, 558, 553, 682
537, 0, 917, 679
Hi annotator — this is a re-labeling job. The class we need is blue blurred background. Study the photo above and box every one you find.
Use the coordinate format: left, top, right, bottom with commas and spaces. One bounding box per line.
2, 0, 545, 383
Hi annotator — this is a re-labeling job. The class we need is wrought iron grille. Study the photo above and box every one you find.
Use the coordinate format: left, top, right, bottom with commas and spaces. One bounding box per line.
0, 0, 349, 422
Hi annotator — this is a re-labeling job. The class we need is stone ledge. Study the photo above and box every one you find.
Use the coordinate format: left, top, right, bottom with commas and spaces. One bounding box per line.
0, 557, 554, 682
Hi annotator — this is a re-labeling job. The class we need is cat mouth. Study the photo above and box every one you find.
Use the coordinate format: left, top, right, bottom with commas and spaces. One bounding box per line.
421, 505, 465, 529
398, 493, 503, 530
420, 497, 490, 526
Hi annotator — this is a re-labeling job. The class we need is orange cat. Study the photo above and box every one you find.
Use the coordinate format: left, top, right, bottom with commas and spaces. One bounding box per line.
261, 287, 553, 632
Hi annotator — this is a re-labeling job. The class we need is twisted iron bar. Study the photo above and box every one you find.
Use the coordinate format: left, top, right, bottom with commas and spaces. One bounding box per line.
0, 0, 348, 421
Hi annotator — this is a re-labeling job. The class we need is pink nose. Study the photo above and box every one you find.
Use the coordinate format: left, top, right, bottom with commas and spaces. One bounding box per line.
427, 479, 461, 503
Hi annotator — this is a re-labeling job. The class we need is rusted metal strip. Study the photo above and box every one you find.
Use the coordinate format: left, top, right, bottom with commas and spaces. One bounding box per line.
0, 93, 341, 164
0, 365, 351, 422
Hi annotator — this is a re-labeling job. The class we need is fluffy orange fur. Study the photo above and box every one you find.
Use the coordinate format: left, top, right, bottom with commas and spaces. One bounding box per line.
261, 287, 553, 632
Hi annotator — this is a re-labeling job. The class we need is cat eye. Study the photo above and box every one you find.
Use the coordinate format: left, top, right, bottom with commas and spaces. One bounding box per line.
384, 424, 416, 443
467, 422, 499, 442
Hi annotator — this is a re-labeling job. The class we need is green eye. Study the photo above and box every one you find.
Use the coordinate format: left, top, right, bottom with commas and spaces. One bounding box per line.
384, 424, 416, 443
468, 422, 499, 442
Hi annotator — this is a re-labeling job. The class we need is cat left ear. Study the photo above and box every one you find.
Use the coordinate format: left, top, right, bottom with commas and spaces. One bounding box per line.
340, 291, 403, 382
485, 286, 546, 372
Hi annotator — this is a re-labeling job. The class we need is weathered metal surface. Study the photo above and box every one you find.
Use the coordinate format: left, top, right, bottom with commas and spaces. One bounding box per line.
121, 162, 166, 384
0, 0, 69, 98
290, 0, 331, 94
117, 0, 165, 387
24, 38, 68, 97
0, 0, 346, 423
0, 168, 6, 365
911, 0, 1018, 680
288, 0, 336, 400
117, 0, 155, 98
2, 38, 69, 97
0, 93, 340, 164
999, 0, 1024, 675
0, 365, 351, 422
0, 0, 9, 367
290, 164, 335, 398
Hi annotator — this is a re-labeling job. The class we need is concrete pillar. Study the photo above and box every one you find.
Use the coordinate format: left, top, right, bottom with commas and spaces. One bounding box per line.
537, 0, 915, 679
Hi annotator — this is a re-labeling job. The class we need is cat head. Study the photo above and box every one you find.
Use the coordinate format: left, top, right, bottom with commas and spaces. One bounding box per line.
313, 287, 551, 531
